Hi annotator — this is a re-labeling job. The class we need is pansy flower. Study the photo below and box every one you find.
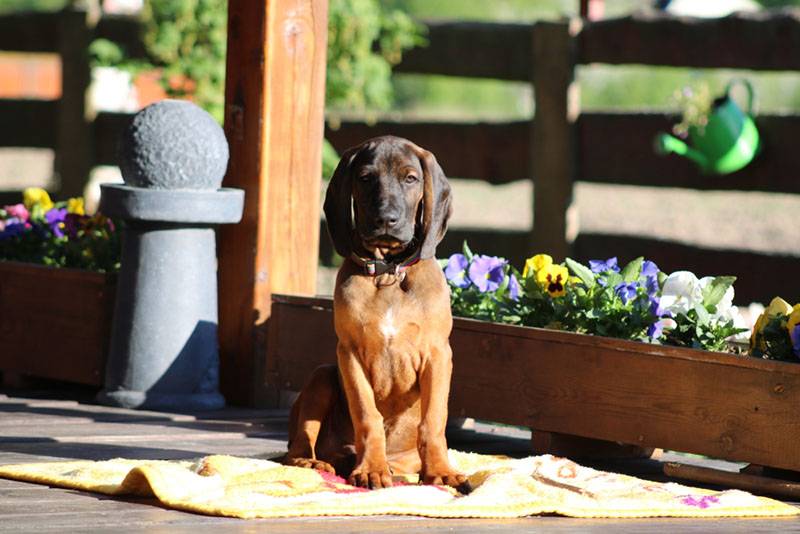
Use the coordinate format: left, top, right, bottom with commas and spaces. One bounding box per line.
589, 257, 619, 274
788, 304, 800, 357
508, 273, 520, 301
45, 207, 68, 238
444, 253, 470, 288
522, 253, 552, 278
536, 263, 569, 297
468, 255, 507, 293
23, 187, 53, 211
614, 282, 639, 305
4, 204, 29, 221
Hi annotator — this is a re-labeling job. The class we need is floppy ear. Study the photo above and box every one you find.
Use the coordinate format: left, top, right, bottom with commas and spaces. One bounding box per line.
413, 144, 452, 260
323, 145, 360, 258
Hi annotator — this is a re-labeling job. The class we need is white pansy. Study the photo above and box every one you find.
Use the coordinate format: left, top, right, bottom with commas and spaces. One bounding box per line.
659, 271, 703, 315
698, 276, 735, 319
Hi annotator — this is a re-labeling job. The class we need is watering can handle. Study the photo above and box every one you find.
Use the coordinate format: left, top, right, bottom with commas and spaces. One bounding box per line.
726, 79, 755, 115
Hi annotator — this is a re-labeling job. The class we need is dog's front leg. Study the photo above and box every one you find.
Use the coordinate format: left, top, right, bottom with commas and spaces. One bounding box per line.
418, 343, 469, 491
337, 344, 393, 489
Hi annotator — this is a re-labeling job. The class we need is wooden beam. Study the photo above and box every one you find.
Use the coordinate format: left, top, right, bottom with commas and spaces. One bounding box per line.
218, 0, 328, 407
326, 120, 531, 182
0, 100, 57, 148
531, 21, 580, 260
395, 22, 533, 81
0, 12, 58, 52
579, 10, 800, 70
55, 4, 96, 198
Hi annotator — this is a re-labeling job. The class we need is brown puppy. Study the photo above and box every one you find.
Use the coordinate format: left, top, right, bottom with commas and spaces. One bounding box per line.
284, 136, 467, 491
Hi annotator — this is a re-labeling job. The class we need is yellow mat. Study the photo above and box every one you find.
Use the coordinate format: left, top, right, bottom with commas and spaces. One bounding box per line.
0, 451, 796, 519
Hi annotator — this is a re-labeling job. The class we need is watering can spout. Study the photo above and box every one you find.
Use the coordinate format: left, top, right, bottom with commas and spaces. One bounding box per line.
654, 133, 709, 171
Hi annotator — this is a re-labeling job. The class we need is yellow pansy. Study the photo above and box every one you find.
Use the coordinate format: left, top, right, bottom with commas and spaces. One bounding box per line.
536, 263, 569, 298
765, 296, 793, 317
522, 253, 553, 278
750, 297, 794, 351
67, 197, 85, 215
23, 187, 53, 211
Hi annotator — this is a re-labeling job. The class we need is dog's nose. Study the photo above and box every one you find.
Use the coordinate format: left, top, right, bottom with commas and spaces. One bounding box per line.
375, 211, 400, 228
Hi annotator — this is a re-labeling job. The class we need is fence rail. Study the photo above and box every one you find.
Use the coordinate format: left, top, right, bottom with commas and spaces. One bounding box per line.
1, 8, 799, 302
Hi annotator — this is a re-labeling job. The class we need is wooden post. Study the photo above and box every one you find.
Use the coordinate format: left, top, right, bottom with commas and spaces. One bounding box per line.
218, 0, 328, 406
531, 20, 580, 261
55, 1, 98, 198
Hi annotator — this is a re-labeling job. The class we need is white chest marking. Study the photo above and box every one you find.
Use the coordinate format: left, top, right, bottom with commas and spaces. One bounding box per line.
380, 307, 399, 339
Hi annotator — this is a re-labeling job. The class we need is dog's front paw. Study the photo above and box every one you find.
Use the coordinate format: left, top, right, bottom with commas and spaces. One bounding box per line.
421, 469, 472, 494
285, 457, 336, 474
348, 462, 393, 489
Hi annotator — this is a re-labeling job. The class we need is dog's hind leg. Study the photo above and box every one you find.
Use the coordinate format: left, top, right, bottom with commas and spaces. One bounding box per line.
284, 364, 339, 474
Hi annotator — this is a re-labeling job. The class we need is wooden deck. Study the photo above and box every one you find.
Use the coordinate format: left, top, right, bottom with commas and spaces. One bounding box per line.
0, 385, 797, 532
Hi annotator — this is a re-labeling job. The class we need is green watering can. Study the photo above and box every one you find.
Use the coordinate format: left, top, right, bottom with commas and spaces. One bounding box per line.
655, 80, 761, 174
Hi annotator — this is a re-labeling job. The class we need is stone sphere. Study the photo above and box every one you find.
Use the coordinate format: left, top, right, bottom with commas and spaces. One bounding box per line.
119, 100, 229, 190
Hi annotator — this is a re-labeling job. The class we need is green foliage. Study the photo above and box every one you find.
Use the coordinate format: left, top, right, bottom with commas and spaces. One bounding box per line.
444, 245, 747, 353
138, 0, 228, 121
89, 0, 421, 174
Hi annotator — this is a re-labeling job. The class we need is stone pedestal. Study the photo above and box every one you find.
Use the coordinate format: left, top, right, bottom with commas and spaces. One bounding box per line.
97, 100, 244, 411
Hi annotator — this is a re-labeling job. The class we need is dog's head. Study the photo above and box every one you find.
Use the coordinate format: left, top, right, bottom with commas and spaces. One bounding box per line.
324, 136, 452, 260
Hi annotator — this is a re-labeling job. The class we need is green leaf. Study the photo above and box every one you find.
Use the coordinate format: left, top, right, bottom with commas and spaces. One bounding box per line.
702, 276, 736, 308
565, 258, 596, 289
605, 272, 624, 288
620, 257, 644, 282
693, 303, 711, 325
462, 240, 473, 261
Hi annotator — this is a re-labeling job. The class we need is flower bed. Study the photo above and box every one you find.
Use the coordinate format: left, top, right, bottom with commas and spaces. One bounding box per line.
0, 189, 119, 386
442, 243, 798, 362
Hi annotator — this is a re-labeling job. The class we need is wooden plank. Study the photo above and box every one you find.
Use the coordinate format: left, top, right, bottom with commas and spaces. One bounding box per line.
218, 0, 328, 406
573, 233, 800, 305
326, 121, 530, 183
395, 22, 533, 81
0, 262, 114, 387
55, 6, 96, 198
0, 100, 58, 148
579, 10, 800, 70
0, 12, 58, 53
270, 296, 800, 472
578, 112, 800, 194
92, 111, 131, 166
531, 21, 579, 261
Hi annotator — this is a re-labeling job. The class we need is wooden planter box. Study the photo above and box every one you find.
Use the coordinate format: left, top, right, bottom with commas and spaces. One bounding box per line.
0, 261, 116, 386
269, 294, 800, 473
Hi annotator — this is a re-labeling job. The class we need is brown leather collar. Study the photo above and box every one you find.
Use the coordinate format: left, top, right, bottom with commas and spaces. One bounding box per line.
350, 248, 421, 277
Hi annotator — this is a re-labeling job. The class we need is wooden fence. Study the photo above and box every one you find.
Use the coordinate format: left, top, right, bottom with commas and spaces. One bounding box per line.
326, 12, 800, 305
1, 8, 798, 304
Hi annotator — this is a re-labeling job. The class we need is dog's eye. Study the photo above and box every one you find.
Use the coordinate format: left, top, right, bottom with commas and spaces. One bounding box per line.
359, 172, 374, 182
404, 174, 418, 184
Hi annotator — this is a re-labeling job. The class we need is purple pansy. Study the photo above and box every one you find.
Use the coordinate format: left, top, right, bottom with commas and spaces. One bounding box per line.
45, 207, 68, 238
4, 204, 29, 221
468, 255, 506, 293
508, 273, 520, 301
647, 318, 670, 339
444, 253, 470, 288
0, 217, 30, 239
641, 260, 659, 279
614, 282, 639, 304
590, 257, 619, 274
791, 325, 800, 358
